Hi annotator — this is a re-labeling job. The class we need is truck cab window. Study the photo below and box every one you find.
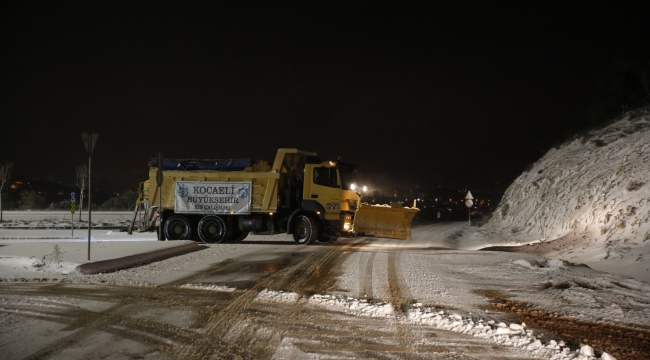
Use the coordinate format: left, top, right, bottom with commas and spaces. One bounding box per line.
313, 167, 338, 188
337, 162, 358, 191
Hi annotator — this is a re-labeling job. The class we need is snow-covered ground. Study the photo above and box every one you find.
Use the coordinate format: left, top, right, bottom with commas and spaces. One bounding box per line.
2, 213, 648, 359
0, 211, 132, 229
473, 107, 650, 284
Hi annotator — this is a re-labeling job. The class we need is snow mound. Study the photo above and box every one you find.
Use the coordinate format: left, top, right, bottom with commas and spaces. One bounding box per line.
513, 259, 566, 270
481, 107, 650, 281
308, 294, 394, 317
254, 289, 300, 303
251, 290, 618, 359
407, 304, 616, 360
179, 283, 237, 292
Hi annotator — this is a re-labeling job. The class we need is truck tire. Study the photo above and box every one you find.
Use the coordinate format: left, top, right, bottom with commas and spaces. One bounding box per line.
197, 215, 229, 243
164, 215, 192, 240
293, 215, 318, 245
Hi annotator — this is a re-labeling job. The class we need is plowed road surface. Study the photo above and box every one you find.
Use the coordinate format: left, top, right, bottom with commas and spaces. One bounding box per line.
2, 222, 648, 359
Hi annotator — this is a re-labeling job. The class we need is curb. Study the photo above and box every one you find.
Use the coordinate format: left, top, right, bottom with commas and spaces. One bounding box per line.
76, 241, 204, 275
0, 226, 128, 230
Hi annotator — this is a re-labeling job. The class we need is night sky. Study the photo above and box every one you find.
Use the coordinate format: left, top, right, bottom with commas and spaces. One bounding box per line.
1, 2, 649, 193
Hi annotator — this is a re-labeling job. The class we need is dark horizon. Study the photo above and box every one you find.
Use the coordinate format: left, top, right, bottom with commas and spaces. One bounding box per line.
2, 2, 649, 194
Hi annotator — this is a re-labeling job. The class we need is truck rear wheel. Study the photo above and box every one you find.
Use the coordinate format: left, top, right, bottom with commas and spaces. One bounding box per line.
164, 215, 192, 240
198, 215, 229, 243
293, 215, 318, 245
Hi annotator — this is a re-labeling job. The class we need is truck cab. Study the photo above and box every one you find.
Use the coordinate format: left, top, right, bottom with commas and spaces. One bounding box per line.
272, 149, 360, 243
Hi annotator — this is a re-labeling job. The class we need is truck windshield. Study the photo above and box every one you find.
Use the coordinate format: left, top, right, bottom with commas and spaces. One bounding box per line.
337, 163, 358, 191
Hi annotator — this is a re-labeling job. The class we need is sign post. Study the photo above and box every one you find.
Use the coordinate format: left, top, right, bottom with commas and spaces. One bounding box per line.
464, 191, 474, 228
71, 192, 76, 237
81, 133, 98, 260
157, 152, 163, 240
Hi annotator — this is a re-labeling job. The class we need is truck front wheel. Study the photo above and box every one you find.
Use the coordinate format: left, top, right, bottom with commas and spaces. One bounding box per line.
164, 215, 192, 240
293, 215, 318, 245
198, 215, 229, 243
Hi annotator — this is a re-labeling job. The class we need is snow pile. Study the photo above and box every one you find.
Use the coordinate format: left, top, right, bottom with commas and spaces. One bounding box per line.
481, 107, 650, 280
256, 289, 616, 359
254, 289, 300, 303
308, 294, 394, 317
179, 283, 237, 292
0, 255, 80, 277
407, 304, 616, 360
513, 258, 566, 270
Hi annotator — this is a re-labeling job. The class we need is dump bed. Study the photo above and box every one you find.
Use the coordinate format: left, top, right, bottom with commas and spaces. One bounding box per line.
144, 160, 280, 213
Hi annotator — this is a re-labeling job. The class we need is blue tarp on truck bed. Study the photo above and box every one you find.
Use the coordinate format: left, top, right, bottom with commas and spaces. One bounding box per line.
149, 159, 252, 171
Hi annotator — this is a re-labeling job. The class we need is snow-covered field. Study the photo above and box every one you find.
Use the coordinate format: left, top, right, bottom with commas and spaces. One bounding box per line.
0, 211, 132, 229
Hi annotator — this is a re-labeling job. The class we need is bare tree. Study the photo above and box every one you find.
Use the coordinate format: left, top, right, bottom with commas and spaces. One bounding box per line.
75, 164, 87, 221
0, 162, 12, 222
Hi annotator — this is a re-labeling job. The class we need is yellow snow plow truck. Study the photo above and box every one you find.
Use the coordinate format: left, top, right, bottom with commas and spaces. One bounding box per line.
128, 148, 417, 243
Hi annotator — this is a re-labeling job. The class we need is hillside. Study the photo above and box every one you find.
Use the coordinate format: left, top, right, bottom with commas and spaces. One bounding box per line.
476, 107, 650, 282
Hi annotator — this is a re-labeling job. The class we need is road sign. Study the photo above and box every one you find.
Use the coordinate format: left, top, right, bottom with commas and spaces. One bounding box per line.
81, 133, 98, 155
71, 192, 75, 202
71, 202, 76, 214
464, 191, 474, 208
464, 191, 474, 227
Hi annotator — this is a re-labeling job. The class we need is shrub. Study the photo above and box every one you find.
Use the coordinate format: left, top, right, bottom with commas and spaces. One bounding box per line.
100, 191, 139, 210
48, 199, 72, 210
19, 192, 46, 210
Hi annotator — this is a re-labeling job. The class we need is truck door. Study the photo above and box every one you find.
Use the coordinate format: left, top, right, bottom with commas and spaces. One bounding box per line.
305, 164, 341, 219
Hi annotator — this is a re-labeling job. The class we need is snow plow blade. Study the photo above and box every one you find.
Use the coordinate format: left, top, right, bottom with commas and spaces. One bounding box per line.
354, 203, 419, 240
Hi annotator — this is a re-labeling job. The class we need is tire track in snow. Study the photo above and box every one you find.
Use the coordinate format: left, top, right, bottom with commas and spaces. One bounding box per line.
358, 247, 377, 299
386, 240, 423, 359
0, 283, 205, 358
179, 241, 367, 359
243, 300, 524, 359
0, 242, 366, 360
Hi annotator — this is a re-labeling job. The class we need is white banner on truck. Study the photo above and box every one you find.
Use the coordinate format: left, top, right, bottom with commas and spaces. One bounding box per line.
174, 181, 252, 214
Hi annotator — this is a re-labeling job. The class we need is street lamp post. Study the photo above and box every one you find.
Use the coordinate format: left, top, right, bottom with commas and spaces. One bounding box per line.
81, 133, 98, 260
